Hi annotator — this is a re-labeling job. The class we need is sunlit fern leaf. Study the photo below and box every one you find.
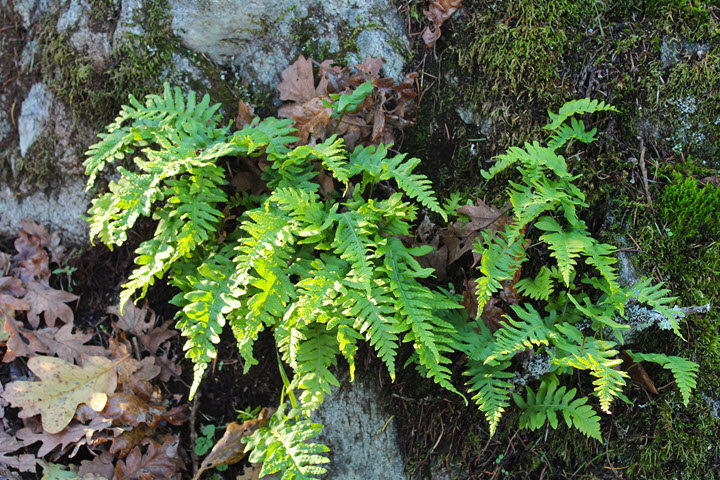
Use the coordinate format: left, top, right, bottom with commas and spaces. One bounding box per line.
245, 407, 329, 480
292, 324, 341, 414
485, 304, 555, 363
474, 226, 527, 311
383, 153, 447, 220
625, 351, 698, 406
535, 216, 593, 286
177, 252, 243, 398
514, 380, 602, 440
331, 210, 378, 295
624, 278, 682, 338
464, 359, 514, 436
545, 98, 618, 131
515, 266, 554, 301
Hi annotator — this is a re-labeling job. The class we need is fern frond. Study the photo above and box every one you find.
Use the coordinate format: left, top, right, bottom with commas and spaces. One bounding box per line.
482, 146, 527, 180
245, 407, 329, 480
514, 380, 602, 440
384, 154, 446, 220
545, 98, 618, 131
547, 117, 598, 151
485, 304, 555, 363
515, 266, 554, 301
626, 351, 698, 405
119, 235, 179, 309
464, 359, 514, 436
291, 324, 341, 414
176, 252, 243, 398
535, 216, 593, 286
310, 135, 350, 185
474, 226, 527, 311
331, 210, 378, 294
625, 278, 681, 338
584, 242, 620, 294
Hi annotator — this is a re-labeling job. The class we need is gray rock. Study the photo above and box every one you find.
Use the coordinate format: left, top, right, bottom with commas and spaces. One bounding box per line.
0, 179, 90, 246
10, 0, 59, 28
169, 0, 408, 88
311, 373, 405, 480
18, 83, 52, 157
57, 0, 112, 69
113, 0, 146, 45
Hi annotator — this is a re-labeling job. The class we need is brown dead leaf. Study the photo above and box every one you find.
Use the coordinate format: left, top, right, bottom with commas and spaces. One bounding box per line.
33, 323, 107, 364
444, 199, 513, 265
620, 350, 658, 395
236, 99, 256, 129
2, 311, 49, 362
79, 451, 116, 479
2, 355, 122, 433
0, 430, 37, 472
16, 415, 112, 458
422, 0, 463, 48
277, 55, 317, 104
109, 300, 155, 338
24, 281, 78, 328
192, 409, 271, 480
1, 276, 26, 297
20, 217, 66, 265
114, 437, 182, 480
480, 297, 506, 334
461, 278, 478, 320
13, 231, 50, 284
0, 252, 10, 275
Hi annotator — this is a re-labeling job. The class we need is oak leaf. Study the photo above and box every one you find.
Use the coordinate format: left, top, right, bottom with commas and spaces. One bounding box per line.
24, 281, 78, 328
33, 323, 107, 364
1, 355, 122, 433
79, 451, 116, 479
114, 437, 182, 480
13, 230, 50, 283
2, 311, 48, 362
16, 415, 112, 458
277, 55, 319, 104
108, 300, 155, 338
444, 199, 512, 265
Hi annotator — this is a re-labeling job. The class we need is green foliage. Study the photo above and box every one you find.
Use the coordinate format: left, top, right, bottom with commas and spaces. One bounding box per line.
465, 98, 698, 440
85, 83, 459, 476
245, 406, 329, 480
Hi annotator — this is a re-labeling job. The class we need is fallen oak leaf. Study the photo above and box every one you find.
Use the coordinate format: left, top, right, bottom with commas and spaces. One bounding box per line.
33, 323, 107, 364
16, 415, 113, 458
620, 350, 658, 395
422, 0, 463, 48
0, 430, 37, 473
114, 437, 183, 480
192, 408, 270, 480
108, 300, 155, 339
277, 55, 317, 104
1, 355, 124, 433
2, 310, 50, 362
24, 281, 78, 328
79, 451, 115, 479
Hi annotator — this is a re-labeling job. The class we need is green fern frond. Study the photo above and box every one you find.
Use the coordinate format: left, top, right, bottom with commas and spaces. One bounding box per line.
474, 226, 527, 311
482, 145, 528, 180
291, 324, 341, 414
515, 266, 554, 301
485, 304, 554, 363
331, 210, 378, 294
535, 216, 593, 286
545, 98, 618, 131
311, 135, 350, 185
514, 380, 602, 440
384, 154, 446, 220
625, 278, 681, 338
464, 359, 514, 436
584, 242, 620, 293
547, 117, 598, 151
625, 351, 698, 405
245, 407, 329, 480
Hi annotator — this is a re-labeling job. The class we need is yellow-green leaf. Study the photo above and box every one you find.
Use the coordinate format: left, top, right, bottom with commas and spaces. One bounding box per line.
1, 355, 121, 433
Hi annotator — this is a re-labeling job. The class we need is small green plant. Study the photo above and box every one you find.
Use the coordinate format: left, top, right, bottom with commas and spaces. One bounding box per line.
465, 98, 699, 439
85, 83, 460, 477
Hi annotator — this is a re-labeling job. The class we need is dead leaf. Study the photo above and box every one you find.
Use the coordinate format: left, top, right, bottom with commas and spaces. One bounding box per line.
109, 300, 155, 339
19, 217, 65, 265
0, 430, 37, 473
236, 99, 256, 129
277, 55, 317, 104
114, 437, 182, 480
461, 278, 478, 320
79, 451, 116, 479
422, 0, 463, 48
620, 350, 658, 395
444, 199, 513, 265
192, 409, 270, 480
24, 281, 78, 328
2, 311, 49, 362
480, 297, 506, 334
2, 355, 122, 433
33, 323, 107, 364
17, 415, 112, 458
13, 230, 50, 284
141, 320, 178, 357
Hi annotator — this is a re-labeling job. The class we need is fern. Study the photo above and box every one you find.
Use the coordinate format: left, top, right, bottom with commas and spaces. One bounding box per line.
465, 358, 514, 436
485, 304, 555, 363
514, 379, 602, 440
625, 351, 699, 406
544, 98, 618, 131
245, 406, 330, 480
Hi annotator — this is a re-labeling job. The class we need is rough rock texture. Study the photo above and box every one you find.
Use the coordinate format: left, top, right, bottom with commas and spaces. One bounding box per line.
312, 373, 405, 480
7, 0, 58, 28
56, 0, 113, 69
18, 83, 52, 157
169, 0, 408, 87
0, 179, 89, 245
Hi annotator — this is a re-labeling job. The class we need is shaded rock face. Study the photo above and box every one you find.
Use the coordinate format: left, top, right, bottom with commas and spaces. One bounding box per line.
311, 373, 405, 480
168, 0, 408, 87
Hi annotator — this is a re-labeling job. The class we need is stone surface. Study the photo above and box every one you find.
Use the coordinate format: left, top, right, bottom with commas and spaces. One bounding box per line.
9, 0, 58, 28
0, 178, 90, 245
113, 0, 146, 45
169, 0, 408, 88
311, 373, 405, 480
18, 83, 52, 157
56, 0, 112, 69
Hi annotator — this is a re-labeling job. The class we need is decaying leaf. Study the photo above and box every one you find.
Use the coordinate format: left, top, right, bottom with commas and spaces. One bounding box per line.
621, 350, 658, 395
422, 0, 463, 48
79, 451, 115, 479
114, 437, 182, 480
108, 300, 155, 339
16, 415, 112, 458
192, 409, 270, 480
2, 312, 48, 362
2, 355, 123, 433
445, 200, 513, 265
33, 323, 107, 364
0, 431, 37, 473
236, 99, 256, 129
23, 281, 78, 328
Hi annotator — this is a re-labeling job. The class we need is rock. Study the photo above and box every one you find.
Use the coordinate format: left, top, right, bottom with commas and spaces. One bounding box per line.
311, 373, 405, 480
168, 0, 408, 88
113, 0, 146, 45
56, 0, 112, 70
18, 83, 52, 157
9, 0, 59, 28
0, 178, 90, 246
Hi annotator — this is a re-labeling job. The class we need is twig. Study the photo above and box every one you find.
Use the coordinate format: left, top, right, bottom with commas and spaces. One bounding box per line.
638, 137, 653, 208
